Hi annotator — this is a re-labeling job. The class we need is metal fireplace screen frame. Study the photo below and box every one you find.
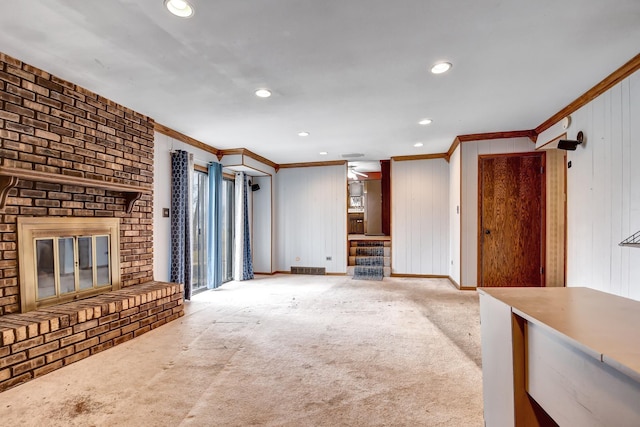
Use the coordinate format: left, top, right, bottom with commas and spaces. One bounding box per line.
17, 217, 121, 313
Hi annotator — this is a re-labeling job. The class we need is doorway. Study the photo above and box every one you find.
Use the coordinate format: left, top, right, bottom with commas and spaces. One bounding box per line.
478, 152, 545, 287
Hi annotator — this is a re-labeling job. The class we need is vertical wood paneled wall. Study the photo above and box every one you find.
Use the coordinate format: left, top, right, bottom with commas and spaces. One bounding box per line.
391, 158, 450, 275
537, 70, 640, 299
274, 165, 347, 273
460, 138, 535, 287
449, 147, 462, 284
545, 149, 566, 287
252, 176, 272, 273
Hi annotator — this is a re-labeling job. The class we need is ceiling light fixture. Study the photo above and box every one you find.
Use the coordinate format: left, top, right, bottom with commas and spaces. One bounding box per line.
164, 0, 194, 18
414, 142, 424, 147
298, 131, 310, 137
431, 62, 452, 74
255, 89, 272, 98
319, 151, 328, 156
418, 118, 433, 125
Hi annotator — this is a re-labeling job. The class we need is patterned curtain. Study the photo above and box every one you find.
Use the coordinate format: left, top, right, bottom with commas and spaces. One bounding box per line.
207, 162, 223, 289
234, 172, 254, 281
170, 150, 193, 299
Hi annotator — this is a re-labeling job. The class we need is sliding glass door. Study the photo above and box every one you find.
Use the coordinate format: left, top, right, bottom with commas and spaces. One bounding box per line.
221, 178, 234, 283
191, 170, 208, 294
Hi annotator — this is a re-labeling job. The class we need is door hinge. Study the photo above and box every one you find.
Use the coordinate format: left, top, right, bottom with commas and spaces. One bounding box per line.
540, 267, 544, 275
540, 166, 545, 174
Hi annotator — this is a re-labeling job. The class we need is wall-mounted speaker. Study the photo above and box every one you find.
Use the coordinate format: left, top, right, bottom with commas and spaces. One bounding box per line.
557, 131, 584, 151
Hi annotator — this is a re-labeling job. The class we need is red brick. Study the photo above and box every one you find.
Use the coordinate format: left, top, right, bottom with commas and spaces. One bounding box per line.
60, 331, 86, 347
86, 324, 110, 338
33, 360, 63, 378
90, 341, 114, 355
113, 333, 133, 346
74, 337, 99, 352
98, 329, 121, 343
43, 327, 72, 343
133, 326, 150, 338
11, 336, 44, 353
46, 346, 75, 363
27, 341, 60, 358
12, 356, 45, 375
0, 372, 32, 392
63, 349, 89, 365
0, 352, 26, 369
72, 319, 98, 334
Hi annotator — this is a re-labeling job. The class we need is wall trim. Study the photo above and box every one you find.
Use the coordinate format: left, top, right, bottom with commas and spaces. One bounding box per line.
458, 130, 537, 143
154, 123, 220, 157
390, 273, 449, 278
447, 276, 476, 291
278, 160, 347, 170
445, 137, 461, 162
391, 153, 448, 162
536, 53, 640, 135
445, 131, 537, 163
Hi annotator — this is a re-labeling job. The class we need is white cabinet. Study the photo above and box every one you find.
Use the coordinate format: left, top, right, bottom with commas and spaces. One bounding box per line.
479, 287, 640, 426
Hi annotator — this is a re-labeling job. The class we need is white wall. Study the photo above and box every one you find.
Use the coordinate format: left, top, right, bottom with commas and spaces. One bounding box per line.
274, 165, 347, 273
251, 175, 272, 273
449, 147, 461, 284
537, 70, 640, 300
391, 158, 450, 275
153, 131, 220, 282
460, 137, 536, 287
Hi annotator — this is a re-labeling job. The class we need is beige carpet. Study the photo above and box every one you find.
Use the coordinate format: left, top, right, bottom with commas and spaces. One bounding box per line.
0, 275, 483, 426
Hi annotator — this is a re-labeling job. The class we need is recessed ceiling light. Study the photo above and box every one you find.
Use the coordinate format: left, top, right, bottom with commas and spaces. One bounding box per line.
431, 62, 452, 74
419, 118, 433, 125
298, 131, 310, 137
164, 0, 194, 18
255, 89, 272, 98
319, 151, 328, 156
414, 142, 424, 147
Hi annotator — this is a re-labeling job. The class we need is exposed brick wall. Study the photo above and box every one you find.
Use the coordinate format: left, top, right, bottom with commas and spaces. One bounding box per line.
0, 52, 155, 315
0, 281, 184, 392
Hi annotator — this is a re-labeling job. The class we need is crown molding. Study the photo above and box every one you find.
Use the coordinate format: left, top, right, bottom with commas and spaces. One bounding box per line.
278, 160, 347, 170
536, 53, 640, 135
391, 153, 448, 162
154, 123, 220, 157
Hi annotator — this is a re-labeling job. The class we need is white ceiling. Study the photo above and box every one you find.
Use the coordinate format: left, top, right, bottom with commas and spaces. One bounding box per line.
1, 1, 639, 165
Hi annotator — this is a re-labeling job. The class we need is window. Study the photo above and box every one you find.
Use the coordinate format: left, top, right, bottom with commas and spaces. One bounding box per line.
18, 217, 121, 312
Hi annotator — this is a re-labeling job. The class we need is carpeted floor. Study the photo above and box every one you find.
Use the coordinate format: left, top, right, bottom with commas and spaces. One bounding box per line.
0, 275, 483, 426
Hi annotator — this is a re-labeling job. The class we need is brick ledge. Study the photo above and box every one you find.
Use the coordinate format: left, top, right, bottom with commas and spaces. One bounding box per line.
0, 281, 184, 392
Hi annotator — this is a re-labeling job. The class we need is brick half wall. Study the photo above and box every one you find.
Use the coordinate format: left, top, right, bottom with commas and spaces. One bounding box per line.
0, 281, 184, 392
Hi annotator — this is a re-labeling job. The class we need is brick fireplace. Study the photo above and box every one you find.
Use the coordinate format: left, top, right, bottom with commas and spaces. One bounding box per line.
0, 52, 154, 316
0, 52, 182, 391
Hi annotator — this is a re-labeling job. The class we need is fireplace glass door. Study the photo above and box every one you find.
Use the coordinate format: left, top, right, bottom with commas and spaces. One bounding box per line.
35, 235, 111, 303
59, 237, 75, 294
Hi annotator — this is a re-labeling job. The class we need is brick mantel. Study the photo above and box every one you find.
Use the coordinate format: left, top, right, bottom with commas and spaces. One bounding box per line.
0, 166, 152, 213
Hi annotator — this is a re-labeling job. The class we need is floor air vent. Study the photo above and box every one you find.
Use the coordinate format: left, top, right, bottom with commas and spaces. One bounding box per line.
291, 266, 326, 275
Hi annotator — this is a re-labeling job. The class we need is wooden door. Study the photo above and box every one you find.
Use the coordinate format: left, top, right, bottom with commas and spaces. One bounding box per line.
479, 153, 545, 287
